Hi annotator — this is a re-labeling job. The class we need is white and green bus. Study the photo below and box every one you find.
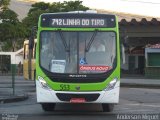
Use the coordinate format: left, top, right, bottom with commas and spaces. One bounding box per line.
34, 12, 120, 112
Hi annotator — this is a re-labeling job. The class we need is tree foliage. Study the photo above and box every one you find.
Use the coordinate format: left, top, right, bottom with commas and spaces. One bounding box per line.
0, 22, 26, 51
22, 0, 89, 37
62, 1, 89, 12
0, 8, 26, 51
28, 2, 50, 14
0, 0, 10, 9
0, 0, 89, 51
0, 9, 19, 24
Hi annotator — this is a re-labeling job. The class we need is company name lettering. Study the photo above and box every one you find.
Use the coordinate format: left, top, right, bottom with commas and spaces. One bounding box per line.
79, 65, 112, 71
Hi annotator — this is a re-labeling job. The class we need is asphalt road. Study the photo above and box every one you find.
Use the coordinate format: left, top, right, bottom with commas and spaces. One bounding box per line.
0, 87, 160, 120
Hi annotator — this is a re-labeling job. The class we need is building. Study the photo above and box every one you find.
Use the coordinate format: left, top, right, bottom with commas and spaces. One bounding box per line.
145, 44, 160, 78
98, 10, 160, 78
0, 48, 23, 74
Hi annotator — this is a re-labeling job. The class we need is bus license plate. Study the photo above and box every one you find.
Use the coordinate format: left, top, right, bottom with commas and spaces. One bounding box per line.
70, 98, 86, 103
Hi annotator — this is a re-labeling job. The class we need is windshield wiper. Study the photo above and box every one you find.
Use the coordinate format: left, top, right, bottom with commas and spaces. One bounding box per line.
82, 30, 98, 64
85, 29, 98, 52
58, 30, 69, 52
58, 30, 70, 62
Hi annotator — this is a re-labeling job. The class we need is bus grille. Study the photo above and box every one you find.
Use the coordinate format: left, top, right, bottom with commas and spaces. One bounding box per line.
56, 93, 100, 102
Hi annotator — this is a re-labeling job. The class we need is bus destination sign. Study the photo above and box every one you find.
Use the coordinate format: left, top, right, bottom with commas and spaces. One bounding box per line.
51, 18, 106, 27
41, 15, 116, 28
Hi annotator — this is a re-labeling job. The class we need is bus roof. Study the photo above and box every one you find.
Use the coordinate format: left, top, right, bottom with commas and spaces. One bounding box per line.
40, 12, 116, 17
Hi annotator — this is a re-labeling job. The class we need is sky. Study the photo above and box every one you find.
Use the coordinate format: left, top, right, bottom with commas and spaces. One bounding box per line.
34, 0, 160, 18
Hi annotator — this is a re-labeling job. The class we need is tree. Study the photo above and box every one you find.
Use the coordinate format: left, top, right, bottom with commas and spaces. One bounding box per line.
0, 22, 26, 51
0, 0, 26, 52
0, 9, 26, 51
28, 2, 50, 14
62, 1, 89, 12
0, 9, 19, 24
22, 9, 46, 37
0, 0, 10, 9
22, 0, 89, 37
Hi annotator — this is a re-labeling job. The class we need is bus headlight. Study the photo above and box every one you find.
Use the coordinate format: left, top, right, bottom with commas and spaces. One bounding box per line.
103, 78, 118, 91
38, 76, 51, 90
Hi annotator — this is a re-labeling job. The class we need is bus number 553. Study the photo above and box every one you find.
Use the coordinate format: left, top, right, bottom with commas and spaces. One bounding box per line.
60, 84, 70, 91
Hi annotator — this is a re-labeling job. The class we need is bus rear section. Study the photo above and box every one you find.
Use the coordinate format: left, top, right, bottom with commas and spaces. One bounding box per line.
36, 12, 120, 112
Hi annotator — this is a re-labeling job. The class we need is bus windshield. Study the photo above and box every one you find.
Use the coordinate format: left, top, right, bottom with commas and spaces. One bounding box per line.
40, 31, 116, 74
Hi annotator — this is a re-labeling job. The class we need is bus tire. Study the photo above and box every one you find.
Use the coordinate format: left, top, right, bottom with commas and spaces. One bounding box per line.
102, 104, 114, 112
41, 103, 56, 111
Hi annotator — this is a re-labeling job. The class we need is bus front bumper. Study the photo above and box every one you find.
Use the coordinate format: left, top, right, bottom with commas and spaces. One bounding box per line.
36, 80, 120, 103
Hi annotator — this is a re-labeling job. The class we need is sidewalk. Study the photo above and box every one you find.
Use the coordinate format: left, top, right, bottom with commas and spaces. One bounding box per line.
121, 77, 160, 88
0, 76, 35, 103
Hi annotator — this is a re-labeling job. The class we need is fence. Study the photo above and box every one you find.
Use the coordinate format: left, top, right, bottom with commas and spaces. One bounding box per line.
145, 67, 160, 79
0, 64, 23, 76
0, 65, 16, 95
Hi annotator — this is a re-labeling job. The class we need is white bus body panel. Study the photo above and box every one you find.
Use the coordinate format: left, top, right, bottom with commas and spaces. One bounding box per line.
36, 80, 120, 103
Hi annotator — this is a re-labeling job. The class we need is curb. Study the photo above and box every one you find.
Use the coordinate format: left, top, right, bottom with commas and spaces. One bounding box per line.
121, 83, 160, 89
0, 94, 28, 104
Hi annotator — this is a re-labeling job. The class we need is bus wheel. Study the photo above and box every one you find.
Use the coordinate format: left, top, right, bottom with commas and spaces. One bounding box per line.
41, 103, 56, 111
102, 104, 114, 112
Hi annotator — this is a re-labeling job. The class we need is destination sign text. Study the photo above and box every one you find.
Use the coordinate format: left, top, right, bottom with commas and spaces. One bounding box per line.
51, 18, 105, 27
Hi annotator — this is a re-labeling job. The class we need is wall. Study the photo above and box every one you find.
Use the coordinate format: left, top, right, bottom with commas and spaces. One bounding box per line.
145, 47, 160, 78
0, 51, 23, 65
121, 53, 128, 70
